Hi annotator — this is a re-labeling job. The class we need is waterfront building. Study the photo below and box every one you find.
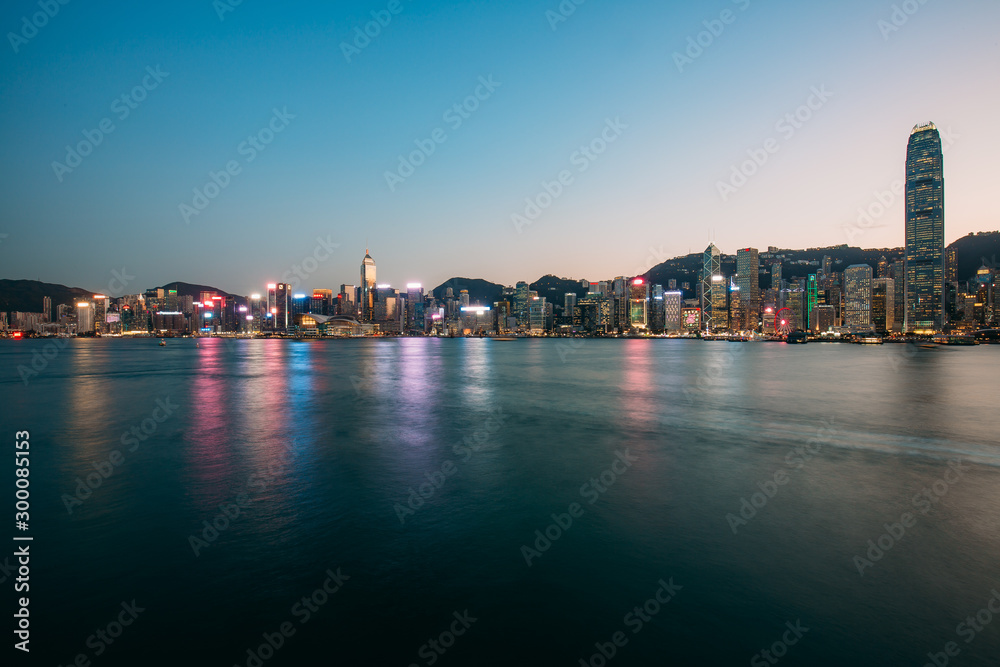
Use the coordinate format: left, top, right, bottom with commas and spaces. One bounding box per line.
844, 264, 873, 331
904, 123, 945, 333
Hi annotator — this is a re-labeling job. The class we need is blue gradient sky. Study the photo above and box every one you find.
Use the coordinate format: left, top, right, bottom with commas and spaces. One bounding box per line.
2, 0, 998, 294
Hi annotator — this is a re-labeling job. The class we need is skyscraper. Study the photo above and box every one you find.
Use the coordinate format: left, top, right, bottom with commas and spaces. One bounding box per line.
904, 123, 945, 333
736, 247, 760, 331
514, 281, 530, 328
360, 250, 376, 322
701, 244, 726, 331
872, 277, 895, 333
628, 278, 648, 330
275, 284, 290, 330
844, 264, 873, 331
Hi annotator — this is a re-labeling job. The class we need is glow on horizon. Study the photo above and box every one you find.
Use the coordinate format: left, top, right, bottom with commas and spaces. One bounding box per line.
1, 1, 997, 292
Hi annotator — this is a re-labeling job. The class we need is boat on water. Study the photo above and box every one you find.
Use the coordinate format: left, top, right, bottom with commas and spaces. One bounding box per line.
854, 335, 883, 345
786, 331, 808, 344
159, 339, 166, 346
491, 337, 519, 341
932, 334, 979, 346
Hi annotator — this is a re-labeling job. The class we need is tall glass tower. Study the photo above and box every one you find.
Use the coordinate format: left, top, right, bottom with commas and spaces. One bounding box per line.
904, 123, 945, 333
360, 249, 376, 322
736, 247, 760, 331
701, 244, 726, 331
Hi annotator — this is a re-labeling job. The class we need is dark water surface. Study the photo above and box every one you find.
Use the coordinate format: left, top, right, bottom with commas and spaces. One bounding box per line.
2, 337, 998, 666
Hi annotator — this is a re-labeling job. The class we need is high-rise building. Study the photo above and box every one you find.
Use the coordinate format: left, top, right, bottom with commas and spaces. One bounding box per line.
406, 284, 424, 331
360, 250, 377, 322
945, 247, 957, 283
701, 244, 726, 331
275, 283, 290, 330
628, 278, 648, 330
892, 260, 905, 331
564, 293, 577, 322
528, 297, 547, 332
339, 285, 357, 317
872, 278, 895, 332
736, 247, 760, 331
76, 301, 94, 334
514, 281, 530, 327
780, 289, 805, 330
266, 284, 277, 329
844, 264, 873, 331
806, 274, 818, 331
664, 291, 683, 332
771, 261, 783, 290
42, 296, 52, 323
904, 123, 945, 333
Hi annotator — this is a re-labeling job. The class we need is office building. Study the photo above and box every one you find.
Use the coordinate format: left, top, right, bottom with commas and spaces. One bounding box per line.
844, 264, 873, 330
904, 123, 945, 332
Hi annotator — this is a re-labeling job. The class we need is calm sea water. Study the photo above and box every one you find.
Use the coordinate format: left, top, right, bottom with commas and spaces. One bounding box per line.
2, 338, 998, 666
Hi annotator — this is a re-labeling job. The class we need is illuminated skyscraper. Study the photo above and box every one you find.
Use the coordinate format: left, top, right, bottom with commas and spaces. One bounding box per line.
736, 247, 760, 330
76, 301, 94, 334
360, 250, 376, 322
275, 283, 290, 330
892, 261, 905, 331
701, 244, 726, 331
806, 274, 818, 330
844, 264, 873, 330
629, 278, 648, 330
406, 283, 424, 331
514, 281, 530, 327
872, 278, 895, 333
904, 123, 945, 333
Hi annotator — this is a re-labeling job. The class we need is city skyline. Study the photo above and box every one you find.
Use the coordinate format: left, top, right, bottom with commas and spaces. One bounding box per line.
2, 1, 999, 292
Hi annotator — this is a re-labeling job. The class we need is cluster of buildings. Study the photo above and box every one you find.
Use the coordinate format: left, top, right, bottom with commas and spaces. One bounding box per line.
3, 124, 997, 339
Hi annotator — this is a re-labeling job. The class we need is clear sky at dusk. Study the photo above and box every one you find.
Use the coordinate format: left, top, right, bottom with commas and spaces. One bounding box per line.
2, 0, 998, 294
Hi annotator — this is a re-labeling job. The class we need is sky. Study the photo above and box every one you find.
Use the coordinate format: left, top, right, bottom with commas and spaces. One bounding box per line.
1, 0, 998, 295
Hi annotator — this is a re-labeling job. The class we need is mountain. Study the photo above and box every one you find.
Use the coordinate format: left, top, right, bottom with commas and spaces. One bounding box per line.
948, 231, 1000, 282
155, 281, 242, 299
430, 278, 504, 305
0, 279, 95, 314
530, 275, 591, 305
